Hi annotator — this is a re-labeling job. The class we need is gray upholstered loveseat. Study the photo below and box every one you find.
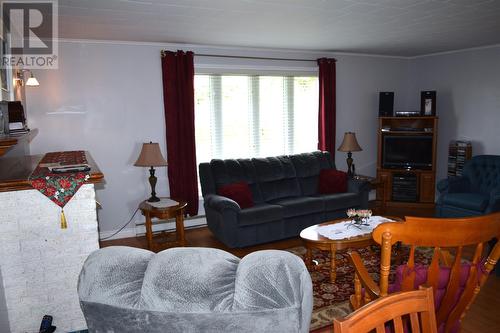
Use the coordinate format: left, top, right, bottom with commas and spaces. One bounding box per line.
78, 246, 313, 333
199, 151, 370, 248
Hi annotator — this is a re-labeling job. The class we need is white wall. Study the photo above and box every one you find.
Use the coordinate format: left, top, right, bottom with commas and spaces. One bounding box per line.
26, 41, 168, 236
335, 54, 410, 176
25, 40, 411, 236
408, 45, 500, 182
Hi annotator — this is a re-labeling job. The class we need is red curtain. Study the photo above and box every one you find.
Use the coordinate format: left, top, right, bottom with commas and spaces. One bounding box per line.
317, 58, 337, 154
161, 50, 198, 216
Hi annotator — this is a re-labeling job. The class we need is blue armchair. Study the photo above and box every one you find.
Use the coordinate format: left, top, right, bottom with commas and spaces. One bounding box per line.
436, 155, 500, 217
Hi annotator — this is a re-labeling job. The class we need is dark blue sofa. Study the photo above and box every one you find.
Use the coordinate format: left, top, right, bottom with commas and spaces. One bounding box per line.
436, 155, 500, 217
199, 151, 370, 248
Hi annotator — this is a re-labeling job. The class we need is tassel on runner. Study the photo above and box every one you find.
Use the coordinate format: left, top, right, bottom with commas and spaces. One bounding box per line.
61, 209, 67, 229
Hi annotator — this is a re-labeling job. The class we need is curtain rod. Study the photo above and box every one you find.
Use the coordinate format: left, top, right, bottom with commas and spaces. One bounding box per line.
196, 54, 317, 62
160, 50, 319, 62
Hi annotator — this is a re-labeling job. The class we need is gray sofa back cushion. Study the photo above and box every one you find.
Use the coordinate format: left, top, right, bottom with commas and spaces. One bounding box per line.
209, 158, 264, 203
290, 151, 335, 196
78, 246, 313, 333
252, 156, 301, 201
199, 151, 335, 203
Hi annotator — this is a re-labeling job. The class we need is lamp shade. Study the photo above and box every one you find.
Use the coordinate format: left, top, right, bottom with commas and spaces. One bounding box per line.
134, 142, 168, 167
337, 132, 362, 152
25, 75, 39, 86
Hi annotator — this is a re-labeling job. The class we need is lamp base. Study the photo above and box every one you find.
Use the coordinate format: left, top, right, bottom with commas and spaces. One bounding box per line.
346, 152, 354, 178
147, 166, 160, 202
147, 195, 160, 202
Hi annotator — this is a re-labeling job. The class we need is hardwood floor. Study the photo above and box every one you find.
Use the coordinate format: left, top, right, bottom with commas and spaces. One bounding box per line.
100, 205, 500, 332
100, 225, 304, 258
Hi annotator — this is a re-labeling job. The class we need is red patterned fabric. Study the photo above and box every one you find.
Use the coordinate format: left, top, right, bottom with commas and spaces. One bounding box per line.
318, 169, 347, 194
217, 182, 254, 209
317, 58, 336, 154
29, 151, 90, 207
161, 50, 199, 216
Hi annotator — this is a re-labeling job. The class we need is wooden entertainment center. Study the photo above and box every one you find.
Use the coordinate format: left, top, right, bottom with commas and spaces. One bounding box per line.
376, 116, 438, 209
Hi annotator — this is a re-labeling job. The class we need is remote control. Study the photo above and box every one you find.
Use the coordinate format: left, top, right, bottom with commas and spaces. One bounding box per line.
39, 315, 53, 333
51, 166, 91, 173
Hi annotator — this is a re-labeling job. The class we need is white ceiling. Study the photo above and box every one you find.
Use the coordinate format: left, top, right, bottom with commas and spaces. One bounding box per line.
58, 0, 500, 56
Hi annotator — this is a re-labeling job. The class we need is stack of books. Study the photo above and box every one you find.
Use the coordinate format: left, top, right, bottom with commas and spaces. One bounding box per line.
447, 141, 472, 177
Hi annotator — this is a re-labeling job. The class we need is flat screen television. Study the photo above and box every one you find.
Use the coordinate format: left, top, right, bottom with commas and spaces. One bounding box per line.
382, 135, 433, 169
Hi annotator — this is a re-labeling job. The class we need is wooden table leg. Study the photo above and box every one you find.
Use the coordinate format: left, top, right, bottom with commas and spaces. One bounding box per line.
304, 246, 313, 270
176, 209, 186, 246
330, 244, 337, 283
380, 181, 386, 214
144, 211, 154, 251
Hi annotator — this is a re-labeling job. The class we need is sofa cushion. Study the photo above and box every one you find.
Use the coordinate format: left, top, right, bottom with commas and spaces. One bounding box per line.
290, 151, 335, 196
238, 203, 284, 226
252, 156, 301, 201
217, 182, 254, 209
442, 193, 489, 212
388, 263, 473, 330
269, 196, 324, 218
318, 169, 347, 194
210, 159, 264, 203
78, 247, 313, 333
315, 192, 361, 211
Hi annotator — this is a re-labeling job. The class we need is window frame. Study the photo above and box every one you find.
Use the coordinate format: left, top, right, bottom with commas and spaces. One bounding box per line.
194, 71, 319, 163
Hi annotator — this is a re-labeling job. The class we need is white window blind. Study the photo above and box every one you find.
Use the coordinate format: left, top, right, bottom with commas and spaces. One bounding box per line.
195, 74, 318, 163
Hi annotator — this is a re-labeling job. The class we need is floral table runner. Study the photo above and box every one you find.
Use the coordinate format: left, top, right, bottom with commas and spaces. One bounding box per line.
29, 151, 90, 228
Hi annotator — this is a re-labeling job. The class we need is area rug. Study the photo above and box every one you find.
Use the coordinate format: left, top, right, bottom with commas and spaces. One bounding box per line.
285, 245, 434, 331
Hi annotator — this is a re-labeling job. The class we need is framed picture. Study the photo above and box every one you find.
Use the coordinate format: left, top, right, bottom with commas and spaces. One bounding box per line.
420, 91, 436, 116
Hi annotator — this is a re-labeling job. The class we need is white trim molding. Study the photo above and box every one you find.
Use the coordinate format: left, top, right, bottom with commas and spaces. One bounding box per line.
99, 216, 208, 241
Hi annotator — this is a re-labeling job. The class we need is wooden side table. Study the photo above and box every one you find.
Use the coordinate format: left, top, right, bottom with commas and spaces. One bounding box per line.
139, 199, 187, 251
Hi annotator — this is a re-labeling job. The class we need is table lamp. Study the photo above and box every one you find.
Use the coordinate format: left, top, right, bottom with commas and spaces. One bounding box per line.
337, 132, 362, 177
134, 142, 168, 202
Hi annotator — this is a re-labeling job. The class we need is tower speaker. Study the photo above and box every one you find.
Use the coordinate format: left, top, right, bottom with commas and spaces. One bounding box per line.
379, 92, 394, 117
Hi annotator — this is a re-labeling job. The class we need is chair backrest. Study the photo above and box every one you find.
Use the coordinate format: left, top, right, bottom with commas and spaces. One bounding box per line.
334, 287, 438, 333
371, 212, 500, 332
462, 155, 500, 194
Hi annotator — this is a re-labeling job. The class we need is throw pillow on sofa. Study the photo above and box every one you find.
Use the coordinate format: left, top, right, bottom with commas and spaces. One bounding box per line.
217, 182, 254, 208
318, 169, 347, 194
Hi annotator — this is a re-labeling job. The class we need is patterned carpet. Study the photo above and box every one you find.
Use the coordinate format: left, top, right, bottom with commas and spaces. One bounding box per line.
286, 245, 433, 331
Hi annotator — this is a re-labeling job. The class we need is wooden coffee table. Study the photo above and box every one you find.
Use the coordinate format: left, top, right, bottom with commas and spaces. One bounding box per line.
300, 216, 400, 283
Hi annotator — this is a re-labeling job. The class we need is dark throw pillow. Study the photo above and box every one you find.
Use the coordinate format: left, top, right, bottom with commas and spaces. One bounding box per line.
217, 182, 254, 209
318, 169, 348, 194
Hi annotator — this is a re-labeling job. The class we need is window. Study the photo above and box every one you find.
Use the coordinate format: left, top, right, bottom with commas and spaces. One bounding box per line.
195, 74, 318, 163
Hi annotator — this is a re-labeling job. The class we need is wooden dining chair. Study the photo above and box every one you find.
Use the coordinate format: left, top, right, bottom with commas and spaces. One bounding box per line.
349, 212, 500, 333
334, 287, 437, 333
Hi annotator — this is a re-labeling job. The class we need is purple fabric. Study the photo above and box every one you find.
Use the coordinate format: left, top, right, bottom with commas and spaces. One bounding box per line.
389, 263, 473, 333
362, 261, 487, 333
